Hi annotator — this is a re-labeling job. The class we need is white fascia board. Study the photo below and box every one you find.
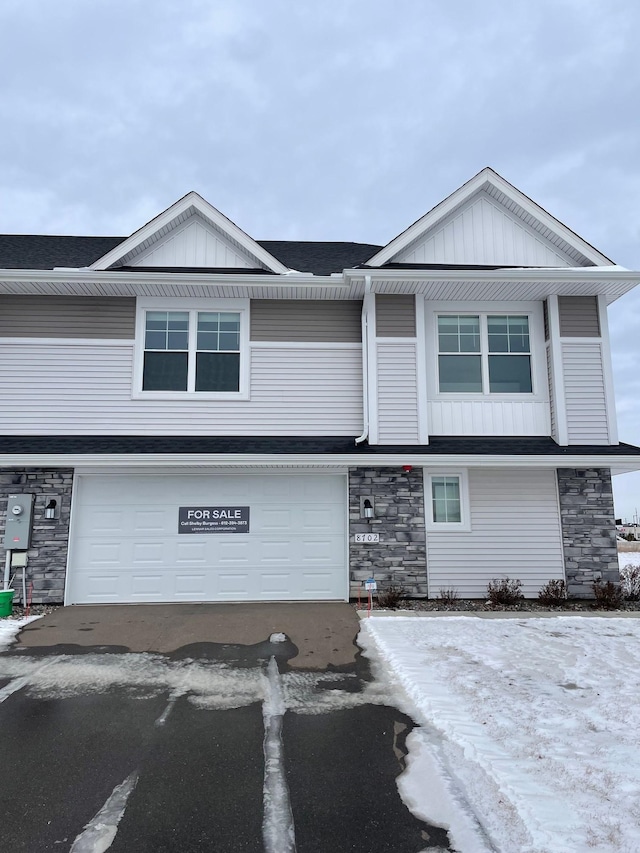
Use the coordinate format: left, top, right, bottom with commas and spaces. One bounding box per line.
89, 191, 290, 274
344, 268, 640, 284
2, 453, 640, 471
365, 167, 614, 268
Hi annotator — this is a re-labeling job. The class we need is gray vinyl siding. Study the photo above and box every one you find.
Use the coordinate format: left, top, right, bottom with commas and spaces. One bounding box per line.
0, 341, 362, 435
427, 468, 565, 598
562, 343, 609, 444
0, 295, 136, 339
558, 296, 600, 337
376, 342, 419, 443
375, 295, 416, 337
250, 300, 361, 342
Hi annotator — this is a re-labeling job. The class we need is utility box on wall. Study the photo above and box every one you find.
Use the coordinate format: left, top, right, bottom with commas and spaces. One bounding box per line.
3, 494, 35, 550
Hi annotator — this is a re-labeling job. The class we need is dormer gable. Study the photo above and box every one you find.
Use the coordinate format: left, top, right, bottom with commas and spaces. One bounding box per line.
90, 191, 290, 273
366, 167, 614, 269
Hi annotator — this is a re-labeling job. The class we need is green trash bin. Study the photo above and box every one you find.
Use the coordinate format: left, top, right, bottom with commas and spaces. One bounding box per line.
0, 589, 14, 617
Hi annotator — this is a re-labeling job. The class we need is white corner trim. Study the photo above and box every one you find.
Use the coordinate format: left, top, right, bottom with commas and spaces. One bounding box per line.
415, 294, 429, 443
547, 295, 569, 445
365, 291, 379, 444
598, 295, 619, 445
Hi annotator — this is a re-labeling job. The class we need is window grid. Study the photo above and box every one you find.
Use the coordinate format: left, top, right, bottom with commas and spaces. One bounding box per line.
437, 313, 533, 394
431, 475, 461, 524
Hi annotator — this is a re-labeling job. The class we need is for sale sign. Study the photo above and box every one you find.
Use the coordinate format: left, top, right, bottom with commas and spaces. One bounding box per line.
178, 506, 250, 534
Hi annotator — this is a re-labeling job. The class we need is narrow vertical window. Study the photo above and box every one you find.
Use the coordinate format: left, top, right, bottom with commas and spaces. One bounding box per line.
431, 475, 461, 523
487, 315, 532, 393
195, 312, 241, 392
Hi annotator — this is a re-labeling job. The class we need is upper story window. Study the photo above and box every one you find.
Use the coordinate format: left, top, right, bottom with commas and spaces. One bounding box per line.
134, 298, 249, 399
437, 314, 532, 394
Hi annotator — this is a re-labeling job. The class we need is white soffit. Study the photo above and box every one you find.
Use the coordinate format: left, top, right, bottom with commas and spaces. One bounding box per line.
89, 192, 290, 274
366, 168, 614, 269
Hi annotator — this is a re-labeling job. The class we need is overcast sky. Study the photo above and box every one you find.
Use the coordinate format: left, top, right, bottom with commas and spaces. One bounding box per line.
1, 0, 639, 516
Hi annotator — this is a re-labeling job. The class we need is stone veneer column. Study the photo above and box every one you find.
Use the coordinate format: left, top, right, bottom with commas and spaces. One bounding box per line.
557, 467, 619, 597
0, 469, 73, 604
348, 467, 427, 597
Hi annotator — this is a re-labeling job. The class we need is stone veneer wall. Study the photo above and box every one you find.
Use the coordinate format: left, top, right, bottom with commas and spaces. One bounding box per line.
0, 469, 73, 604
557, 467, 619, 597
349, 467, 427, 597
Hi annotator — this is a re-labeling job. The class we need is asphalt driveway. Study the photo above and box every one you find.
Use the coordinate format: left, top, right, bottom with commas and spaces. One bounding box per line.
0, 604, 452, 852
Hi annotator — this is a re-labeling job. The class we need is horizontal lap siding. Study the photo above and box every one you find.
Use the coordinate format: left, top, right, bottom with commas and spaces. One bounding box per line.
0, 342, 362, 435
0, 296, 136, 338
558, 296, 600, 337
375, 295, 416, 337
427, 468, 564, 598
376, 342, 419, 443
562, 343, 609, 444
250, 300, 361, 342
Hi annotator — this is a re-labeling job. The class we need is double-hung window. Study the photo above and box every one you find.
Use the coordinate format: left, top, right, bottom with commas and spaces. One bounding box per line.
437, 314, 532, 394
135, 298, 248, 398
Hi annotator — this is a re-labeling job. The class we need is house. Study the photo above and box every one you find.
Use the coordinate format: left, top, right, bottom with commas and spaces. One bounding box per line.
1, 167, 640, 605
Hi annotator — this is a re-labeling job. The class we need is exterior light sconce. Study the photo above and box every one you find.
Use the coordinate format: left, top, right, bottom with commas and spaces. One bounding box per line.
402, 465, 413, 473
360, 497, 375, 520
44, 498, 59, 520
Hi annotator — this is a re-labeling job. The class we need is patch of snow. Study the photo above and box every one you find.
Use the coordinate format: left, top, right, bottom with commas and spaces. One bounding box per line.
619, 550, 640, 569
362, 616, 640, 853
69, 771, 138, 853
0, 616, 41, 653
262, 657, 296, 853
269, 632, 287, 644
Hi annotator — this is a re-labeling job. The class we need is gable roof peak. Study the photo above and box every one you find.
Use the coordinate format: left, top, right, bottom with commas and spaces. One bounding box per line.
89, 191, 290, 273
366, 168, 613, 269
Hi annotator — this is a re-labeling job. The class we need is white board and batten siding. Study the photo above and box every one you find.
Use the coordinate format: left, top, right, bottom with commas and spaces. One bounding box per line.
562, 343, 609, 444
427, 468, 565, 598
130, 215, 259, 268
67, 473, 348, 604
0, 342, 362, 435
395, 192, 574, 267
428, 399, 549, 436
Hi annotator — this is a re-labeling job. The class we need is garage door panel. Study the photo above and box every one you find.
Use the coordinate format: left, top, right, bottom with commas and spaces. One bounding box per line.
68, 474, 347, 603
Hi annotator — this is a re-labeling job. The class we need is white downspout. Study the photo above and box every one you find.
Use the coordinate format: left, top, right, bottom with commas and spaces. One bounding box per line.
355, 275, 373, 444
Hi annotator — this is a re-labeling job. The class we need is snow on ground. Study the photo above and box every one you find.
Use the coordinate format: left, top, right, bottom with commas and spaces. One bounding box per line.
619, 550, 640, 569
361, 616, 640, 853
0, 616, 40, 652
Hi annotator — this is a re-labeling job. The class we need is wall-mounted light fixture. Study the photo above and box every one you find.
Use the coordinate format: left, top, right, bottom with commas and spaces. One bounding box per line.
360, 497, 375, 520
44, 497, 59, 520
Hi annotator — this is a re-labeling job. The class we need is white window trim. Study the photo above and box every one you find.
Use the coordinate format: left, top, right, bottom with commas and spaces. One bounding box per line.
425, 300, 546, 402
132, 297, 250, 400
424, 468, 471, 532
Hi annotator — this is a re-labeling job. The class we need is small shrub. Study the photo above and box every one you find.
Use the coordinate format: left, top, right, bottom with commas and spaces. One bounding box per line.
487, 577, 523, 606
376, 585, 406, 610
438, 586, 459, 605
538, 579, 567, 607
592, 580, 624, 609
620, 564, 640, 601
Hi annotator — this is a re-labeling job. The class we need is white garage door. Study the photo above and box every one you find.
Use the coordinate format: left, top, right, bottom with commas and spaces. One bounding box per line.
67, 473, 347, 604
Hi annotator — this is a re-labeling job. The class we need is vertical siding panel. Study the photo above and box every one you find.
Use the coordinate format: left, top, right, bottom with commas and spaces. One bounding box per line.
427, 468, 565, 598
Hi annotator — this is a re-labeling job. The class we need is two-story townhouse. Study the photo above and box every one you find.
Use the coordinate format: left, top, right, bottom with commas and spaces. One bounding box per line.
1, 167, 640, 605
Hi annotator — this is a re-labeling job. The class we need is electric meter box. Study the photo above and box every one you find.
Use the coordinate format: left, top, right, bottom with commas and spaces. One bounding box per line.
3, 494, 35, 549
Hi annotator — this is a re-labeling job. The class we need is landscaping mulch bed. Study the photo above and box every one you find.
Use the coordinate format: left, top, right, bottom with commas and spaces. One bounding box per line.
355, 597, 640, 613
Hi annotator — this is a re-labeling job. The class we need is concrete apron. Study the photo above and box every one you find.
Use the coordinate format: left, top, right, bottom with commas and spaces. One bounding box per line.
16, 602, 361, 669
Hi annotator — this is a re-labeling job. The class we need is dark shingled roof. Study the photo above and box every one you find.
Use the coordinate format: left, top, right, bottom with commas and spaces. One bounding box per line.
1, 436, 639, 457
0, 235, 383, 276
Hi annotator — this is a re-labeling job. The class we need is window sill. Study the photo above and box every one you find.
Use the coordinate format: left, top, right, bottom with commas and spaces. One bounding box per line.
132, 390, 250, 401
